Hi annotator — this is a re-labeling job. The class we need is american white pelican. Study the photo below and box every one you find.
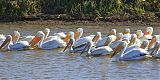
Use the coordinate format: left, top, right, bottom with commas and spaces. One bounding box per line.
96, 29, 116, 47
63, 32, 102, 53
149, 42, 160, 58
123, 28, 131, 39
136, 30, 143, 39
0, 35, 30, 50
110, 41, 149, 61
128, 34, 141, 47
30, 31, 74, 50
81, 36, 113, 56
74, 28, 83, 41
110, 33, 123, 49
140, 27, 153, 41
148, 35, 158, 49
20, 28, 51, 43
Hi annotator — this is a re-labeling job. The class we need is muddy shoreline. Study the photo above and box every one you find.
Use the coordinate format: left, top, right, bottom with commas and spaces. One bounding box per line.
0, 20, 160, 28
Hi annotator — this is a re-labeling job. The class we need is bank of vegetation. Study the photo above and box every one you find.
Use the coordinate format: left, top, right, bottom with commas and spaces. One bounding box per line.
0, 0, 159, 22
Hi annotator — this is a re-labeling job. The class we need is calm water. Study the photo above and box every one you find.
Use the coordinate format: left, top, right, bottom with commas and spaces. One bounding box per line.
0, 24, 160, 80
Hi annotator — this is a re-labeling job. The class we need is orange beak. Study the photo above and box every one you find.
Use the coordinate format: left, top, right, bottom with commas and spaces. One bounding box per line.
29, 35, 41, 47
74, 31, 80, 41
0, 38, 10, 49
144, 31, 149, 35
63, 34, 71, 43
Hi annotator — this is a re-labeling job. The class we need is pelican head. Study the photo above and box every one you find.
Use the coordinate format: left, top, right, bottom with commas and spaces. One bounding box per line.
43, 28, 50, 39
29, 31, 44, 47
110, 41, 127, 58
104, 36, 113, 46
144, 27, 153, 35
74, 28, 83, 41
115, 33, 123, 41
63, 32, 75, 52
123, 28, 130, 34
128, 34, 137, 46
136, 30, 143, 38
92, 32, 101, 43
63, 31, 74, 43
148, 35, 158, 49
108, 29, 116, 35
0, 35, 12, 49
12, 31, 20, 43
140, 40, 149, 49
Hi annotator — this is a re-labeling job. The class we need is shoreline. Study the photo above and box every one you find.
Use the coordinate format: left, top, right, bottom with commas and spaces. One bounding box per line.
0, 20, 160, 27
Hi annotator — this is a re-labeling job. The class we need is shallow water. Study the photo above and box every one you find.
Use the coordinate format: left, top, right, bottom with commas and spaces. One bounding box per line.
0, 24, 160, 80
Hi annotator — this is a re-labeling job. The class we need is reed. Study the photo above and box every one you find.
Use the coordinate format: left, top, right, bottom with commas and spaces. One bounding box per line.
0, 0, 159, 21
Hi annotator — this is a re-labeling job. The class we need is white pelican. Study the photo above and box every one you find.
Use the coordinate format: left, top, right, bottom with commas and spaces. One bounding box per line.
123, 28, 131, 39
0, 35, 30, 50
30, 31, 74, 50
74, 28, 83, 41
110, 33, 123, 49
96, 29, 116, 47
140, 27, 153, 41
149, 42, 160, 58
63, 32, 102, 53
110, 41, 149, 61
136, 30, 143, 39
128, 34, 141, 47
148, 35, 158, 49
20, 28, 51, 43
81, 36, 113, 56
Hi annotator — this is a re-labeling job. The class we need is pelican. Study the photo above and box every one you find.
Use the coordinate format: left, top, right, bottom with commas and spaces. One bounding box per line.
110, 33, 123, 49
136, 30, 143, 39
149, 42, 160, 58
81, 36, 113, 56
74, 28, 83, 41
20, 28, 51, 43
140, 27, 153, 41
63, 32, 102, 53
0, 35, 30, 50
128, 34, 141, 47
123, 28, 131, 39
96, 29, 116, 47
110, 41, 150, 61
148, 35, 158, 49
29, 31, 74, 50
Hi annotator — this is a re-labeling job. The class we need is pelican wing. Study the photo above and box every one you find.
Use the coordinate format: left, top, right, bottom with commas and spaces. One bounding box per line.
10, 41, 30, 50
42, 39, 66, 50
91, 46, 112, 56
